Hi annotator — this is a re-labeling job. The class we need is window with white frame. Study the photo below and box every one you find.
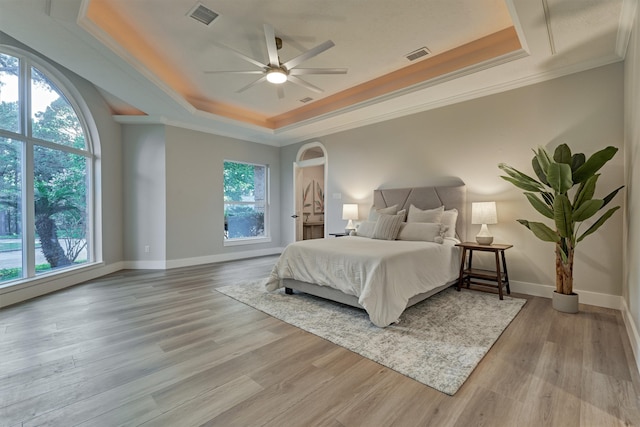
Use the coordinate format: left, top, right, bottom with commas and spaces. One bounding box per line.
0, 49, 93, 284
223, 160, 269, 242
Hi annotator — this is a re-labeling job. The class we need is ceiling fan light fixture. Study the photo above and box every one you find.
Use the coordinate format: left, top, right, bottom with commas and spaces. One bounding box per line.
266, 69, 287, 84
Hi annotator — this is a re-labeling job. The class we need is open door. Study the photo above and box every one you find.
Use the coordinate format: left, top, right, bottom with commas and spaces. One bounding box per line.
293, 164, 304, 241
293, 143, 327, 241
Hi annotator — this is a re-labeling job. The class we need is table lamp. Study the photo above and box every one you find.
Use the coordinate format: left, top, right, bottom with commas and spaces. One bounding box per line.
471, 201, 497, 245
342, 204, 358, 235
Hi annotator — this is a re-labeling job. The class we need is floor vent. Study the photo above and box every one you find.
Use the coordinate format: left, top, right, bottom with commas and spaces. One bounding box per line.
406, 47, 430, 61
188, 3, 219, 26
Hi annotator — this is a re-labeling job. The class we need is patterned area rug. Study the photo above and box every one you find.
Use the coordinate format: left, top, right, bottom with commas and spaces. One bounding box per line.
216, 280, 526, 395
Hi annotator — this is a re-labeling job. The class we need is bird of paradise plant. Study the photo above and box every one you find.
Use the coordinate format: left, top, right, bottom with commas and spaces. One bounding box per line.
498, 143, 622, 295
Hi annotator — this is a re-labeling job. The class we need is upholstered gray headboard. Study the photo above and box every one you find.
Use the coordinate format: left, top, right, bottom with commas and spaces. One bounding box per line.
373, 183, 467, 241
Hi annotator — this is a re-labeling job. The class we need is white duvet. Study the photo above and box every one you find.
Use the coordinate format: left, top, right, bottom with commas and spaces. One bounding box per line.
266, 236, 461, 327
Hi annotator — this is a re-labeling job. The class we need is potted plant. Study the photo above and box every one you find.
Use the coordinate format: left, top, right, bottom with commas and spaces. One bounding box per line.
498, 143, 623, 313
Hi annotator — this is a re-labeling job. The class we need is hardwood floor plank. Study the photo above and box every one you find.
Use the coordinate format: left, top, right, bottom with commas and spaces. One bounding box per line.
1, 255, 638, 427
584, 310, 633, 381
581, 369, 640, 426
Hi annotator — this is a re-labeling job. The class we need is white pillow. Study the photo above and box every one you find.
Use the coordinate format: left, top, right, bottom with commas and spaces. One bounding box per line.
441, 208, 458, 238
397, 222, 447, 243
368, 204, 398, 221
407, 204, 444, 223
355, 221, 376, 238
372, 213, 404, 240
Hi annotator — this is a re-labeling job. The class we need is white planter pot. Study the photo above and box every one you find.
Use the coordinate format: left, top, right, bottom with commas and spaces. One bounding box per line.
552, 291, 579, 314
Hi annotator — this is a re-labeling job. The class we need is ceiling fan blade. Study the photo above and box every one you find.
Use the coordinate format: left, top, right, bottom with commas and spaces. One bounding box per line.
282, 40, 335, 70
211, 41, 267, 70
288, 75, 323, 94
263, 24, 280, 67
236, 75, 268, 93
204, 70, 264, 74
289, 68, 347, 75
277, 86, 285, 99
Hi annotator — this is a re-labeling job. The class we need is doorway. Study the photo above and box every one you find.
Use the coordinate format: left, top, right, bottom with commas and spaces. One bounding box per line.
293, 142, 327, 241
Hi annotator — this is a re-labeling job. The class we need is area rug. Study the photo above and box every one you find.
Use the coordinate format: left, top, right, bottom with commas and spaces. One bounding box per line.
216, 280, 526, 395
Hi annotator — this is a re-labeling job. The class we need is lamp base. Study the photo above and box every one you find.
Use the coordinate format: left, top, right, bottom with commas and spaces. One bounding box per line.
475, 235, 494, 245
475, 224, 493, 245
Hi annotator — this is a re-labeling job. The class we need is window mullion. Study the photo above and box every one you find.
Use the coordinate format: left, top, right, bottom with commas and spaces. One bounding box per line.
21, 62, 36, 277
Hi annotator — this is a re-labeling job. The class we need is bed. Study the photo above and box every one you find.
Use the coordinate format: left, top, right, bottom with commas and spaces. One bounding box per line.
266, 183, 467, 327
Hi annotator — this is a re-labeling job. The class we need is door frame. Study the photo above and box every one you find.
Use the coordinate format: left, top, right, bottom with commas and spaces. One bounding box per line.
293, 142, 328, 241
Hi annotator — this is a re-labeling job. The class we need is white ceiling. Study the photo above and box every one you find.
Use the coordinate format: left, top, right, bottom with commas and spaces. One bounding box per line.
0, 0, 633, 146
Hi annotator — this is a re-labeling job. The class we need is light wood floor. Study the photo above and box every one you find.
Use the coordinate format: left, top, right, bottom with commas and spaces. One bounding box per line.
1, 255, 639, 427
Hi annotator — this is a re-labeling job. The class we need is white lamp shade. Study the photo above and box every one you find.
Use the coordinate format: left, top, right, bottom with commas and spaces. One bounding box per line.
342, 204, 359, 220
471, 202, 498, 225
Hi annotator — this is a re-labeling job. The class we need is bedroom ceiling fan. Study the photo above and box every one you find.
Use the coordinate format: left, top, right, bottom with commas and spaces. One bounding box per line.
205, 24, 347, 98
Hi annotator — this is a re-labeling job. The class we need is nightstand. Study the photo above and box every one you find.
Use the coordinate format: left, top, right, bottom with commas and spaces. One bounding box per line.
455, 242, 512, 300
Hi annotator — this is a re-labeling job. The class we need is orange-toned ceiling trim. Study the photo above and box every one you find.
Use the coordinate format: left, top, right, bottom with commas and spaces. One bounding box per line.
85, 0, 273, 129
86, 1, 520, 131
268, 27, 522, 129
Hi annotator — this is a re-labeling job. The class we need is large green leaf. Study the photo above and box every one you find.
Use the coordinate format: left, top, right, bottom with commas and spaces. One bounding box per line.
573, 174, 599, 208
518, 219, 560, 242
553, 194, 573, 238
572, 199, 603, 222
524, 192, 553, 218
532, 157, 550, 186
553, 144, 572, 164
498, 164, 544, 192
498, 164, 543, 187
541, 191, 554, 206
572, 146, 618, 183
547, 163, 573, 194
577, 206, 620, 242
602, 185, 624, 207
534, 147, 552, 174
500, 175, 543, 192
571, 153, 586, 172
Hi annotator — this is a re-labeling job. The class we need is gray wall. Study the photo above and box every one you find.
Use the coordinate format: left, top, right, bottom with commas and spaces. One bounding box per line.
122, 124, 282, 267
122, 124, 166, 264
165, 126, 281, 261
282, 63, 624, 298
624, 5, 640, 350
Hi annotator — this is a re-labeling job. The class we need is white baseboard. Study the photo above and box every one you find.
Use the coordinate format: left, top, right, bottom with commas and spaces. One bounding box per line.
621, 300, 640, 376
122, 247, 284, 271
122, 260, 167, 270
165, 247, 284, 269
510, 280, 623, 310
0, 261, 124, 308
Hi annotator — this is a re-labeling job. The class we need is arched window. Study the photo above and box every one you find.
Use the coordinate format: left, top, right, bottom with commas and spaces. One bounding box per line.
0, 49, 94, 284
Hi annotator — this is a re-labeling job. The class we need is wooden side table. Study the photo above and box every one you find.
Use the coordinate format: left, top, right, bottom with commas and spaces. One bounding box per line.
455, 242, 512, 300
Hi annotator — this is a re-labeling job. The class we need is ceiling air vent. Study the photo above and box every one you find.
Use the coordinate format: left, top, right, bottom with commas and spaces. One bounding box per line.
405, 47, 430, 61
188, 3, 219, 26
299, 97, 313, 103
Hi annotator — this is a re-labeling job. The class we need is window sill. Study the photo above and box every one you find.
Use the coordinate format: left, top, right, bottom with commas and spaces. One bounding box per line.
0, 261, 105, 292
224, 237, 272, 247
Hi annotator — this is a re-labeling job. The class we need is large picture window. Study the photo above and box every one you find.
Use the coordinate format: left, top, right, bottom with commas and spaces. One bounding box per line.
223, 160, 269, 242
0, 50, 93, 284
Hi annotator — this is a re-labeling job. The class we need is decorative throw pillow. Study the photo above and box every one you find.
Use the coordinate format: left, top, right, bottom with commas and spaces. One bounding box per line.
368, 204, 398, 221
407, 204, 444, 223
355, 221, 376, 238
372, 213, 404, 240
441, 208, 458, 238
397, 222, 447, 243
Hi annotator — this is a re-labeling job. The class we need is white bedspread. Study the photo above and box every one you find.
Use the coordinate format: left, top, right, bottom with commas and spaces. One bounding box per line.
266, 236, 461, 327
